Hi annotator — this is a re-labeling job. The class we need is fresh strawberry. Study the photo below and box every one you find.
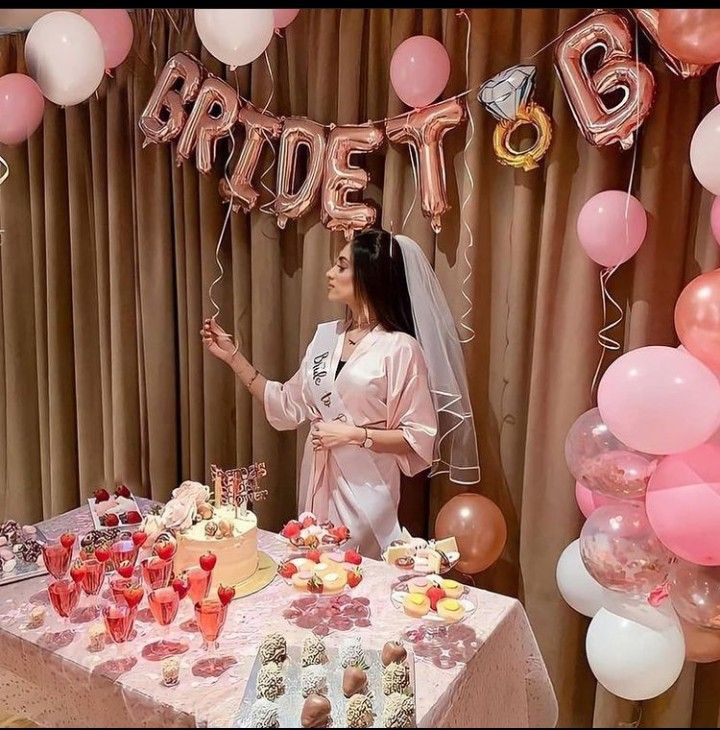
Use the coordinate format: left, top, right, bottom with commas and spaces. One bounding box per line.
70, 562, 86, 583
217, 584, 235, 606
103, 513, 120, 527
94, 545, 111, 563
122, 584, 144, 609
344, 549, 362, 566
115, 484, 132, 498
347, 568, 363, 589
307, 575, 324, 594
426, 586, 446, 611
281, 521, 302, 539
306, 549, 322, 563
330, 525, 350, 542
60, 533, 76, 550
116, 561, 135, 579
302, 515, 317, 529
154, 540, 175, 561
172, 576, 189, 600
199, 551, 217, 572
124, 510, 142, 525
278, 561, 298, 579
93, 488, 110, 503
131, 530, 148, 548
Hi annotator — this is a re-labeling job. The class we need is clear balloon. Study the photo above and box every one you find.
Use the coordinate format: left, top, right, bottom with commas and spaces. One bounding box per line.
580, 502, 674, 596
690, 105, 720, 195
175, 76, 240, 175
565, 407, 655, 499
321, 124, 385, 240
670, 559, 720, 629
554, 11, 655, 150
138, 52, 204, 146
575, 481, 644, 520
597, 345, 720, 455
647, 443, 720, 566
390, 35, 451, 109
435, 493, 507, 574
80, 9, 134, 71
556, 539, 610, 617
385, 98, 466, 233
194, 9, 274, 69
25, 11, 105, 106
586, 604, 685, 700
680, 617, 720, 663
675, 269, 720, 373
658, 9, 720, 65
576, 191, 648, 267
0, 73, 45, 145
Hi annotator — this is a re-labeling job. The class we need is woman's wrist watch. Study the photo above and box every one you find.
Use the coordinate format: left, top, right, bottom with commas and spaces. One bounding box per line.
361, 427, 374, 449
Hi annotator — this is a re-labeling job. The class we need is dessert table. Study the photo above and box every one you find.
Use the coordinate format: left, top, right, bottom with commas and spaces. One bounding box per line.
0, 501, 557, 727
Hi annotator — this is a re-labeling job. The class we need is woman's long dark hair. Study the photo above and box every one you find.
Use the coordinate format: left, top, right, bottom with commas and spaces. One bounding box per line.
350, 228, 415, 337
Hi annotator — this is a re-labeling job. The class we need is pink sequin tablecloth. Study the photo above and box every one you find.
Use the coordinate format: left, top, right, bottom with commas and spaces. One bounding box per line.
0, 501, 557, 727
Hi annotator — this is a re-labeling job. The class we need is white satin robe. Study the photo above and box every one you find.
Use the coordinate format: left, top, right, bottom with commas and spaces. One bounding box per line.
264, 321, 437, 558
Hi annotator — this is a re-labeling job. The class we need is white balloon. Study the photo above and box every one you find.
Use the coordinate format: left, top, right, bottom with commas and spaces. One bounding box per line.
194, 10, 274, 68
690, 105, 720, 195
586, 606, 686, 701
556, 539, 608, 617
25, 11, 105, 106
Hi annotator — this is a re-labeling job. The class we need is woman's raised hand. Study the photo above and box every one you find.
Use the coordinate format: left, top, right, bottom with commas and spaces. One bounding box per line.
200, 318, 237, 366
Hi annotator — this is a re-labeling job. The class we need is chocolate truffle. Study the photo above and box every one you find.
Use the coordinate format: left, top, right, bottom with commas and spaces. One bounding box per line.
342, 665, 368, 698
301, 694, 332, 728
381, 640, 408, 667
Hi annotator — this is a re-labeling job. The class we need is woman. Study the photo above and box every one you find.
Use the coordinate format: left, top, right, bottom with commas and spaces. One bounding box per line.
202, 228, 479, 557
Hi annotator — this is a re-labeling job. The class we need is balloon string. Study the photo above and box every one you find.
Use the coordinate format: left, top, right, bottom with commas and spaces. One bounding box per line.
149, 9, 158, 77
457, 9, 476, 345
591, 265, 623, 395
0, 155, 8, 246
258, 50, 279, 213
261, 50, 275, 115
164, 9, 181, 37
401, 144, 420, 232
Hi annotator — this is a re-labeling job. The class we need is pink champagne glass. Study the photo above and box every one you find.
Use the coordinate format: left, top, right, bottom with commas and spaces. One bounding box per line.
194, 598, 229, 672
147, 587, 188, 657
47, 578, 80, 636
109, 577, 133, 604
101, 601, 138, 674
41, 542, 72, 581
141, 556, 172, 590
110, 539, 137, 571
186, 566, 212, 604
79, 558, 106, 617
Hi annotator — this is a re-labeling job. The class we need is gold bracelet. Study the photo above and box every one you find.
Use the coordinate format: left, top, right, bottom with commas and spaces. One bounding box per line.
245, 368, 260, 389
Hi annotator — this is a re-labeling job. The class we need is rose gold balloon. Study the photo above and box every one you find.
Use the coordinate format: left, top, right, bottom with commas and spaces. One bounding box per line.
139, 52, 205, 146
632, 9, 711, 79
321, 124, 385, 240
680, 617, 720, 663
434, 493, 507, 574
175, 76, 240, 175
674, 269, 720, 373
219, 103, 282, 212
273, 117, 327, 229
554, 10, 655, 149
385, 97, 466, 233
658, 9, 720, 65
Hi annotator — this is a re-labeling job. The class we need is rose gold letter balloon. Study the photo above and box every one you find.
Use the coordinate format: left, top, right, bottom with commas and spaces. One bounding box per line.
675, 269, 720, 372
273, 117, 326, 229
435, 493, 507, 574
139, 52, 205, 146
385, 97, 466, 233
631, 9, 711, 79
219, 103, 282, 212
321, 124, 385, 240
554, 11, 655, 149
176, 76, 240, 175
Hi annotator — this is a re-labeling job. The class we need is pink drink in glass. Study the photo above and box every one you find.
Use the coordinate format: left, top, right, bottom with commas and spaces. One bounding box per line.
110, 577, 133, 604
48, 579, 80, 618
110, 539, 137, 568
195, 598, 228, 645
103, 603, 137, 643
42, 544, 72, 580
186, 567, 211, 604
148, 587, 179, 626
80, 559, 105, 596
141, 557, 172, 590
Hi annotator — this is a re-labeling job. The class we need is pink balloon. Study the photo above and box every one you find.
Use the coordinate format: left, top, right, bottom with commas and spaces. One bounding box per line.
575, 481, 644, 519
0, 73, 44, 145
711, 197, 720, 247
390, 35, 450, 108
273, 9, 299, 29
717, 67, 720, 102
80, 9, 134, 71
646, 443, 720, 565
598, 346, 720, 454
577, 190, 648, 267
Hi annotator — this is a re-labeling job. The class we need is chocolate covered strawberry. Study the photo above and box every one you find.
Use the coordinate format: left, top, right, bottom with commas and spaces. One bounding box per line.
93, 488, 110, 503
102, 513, 120, 527
124, 510, 142, 525
115, 484, 131, 498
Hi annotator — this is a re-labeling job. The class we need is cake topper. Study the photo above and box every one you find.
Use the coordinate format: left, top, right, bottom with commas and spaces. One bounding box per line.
211, 462, 268, 516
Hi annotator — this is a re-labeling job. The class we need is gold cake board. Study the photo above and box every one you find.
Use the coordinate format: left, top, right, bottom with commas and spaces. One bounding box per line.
230, 550, 278, 599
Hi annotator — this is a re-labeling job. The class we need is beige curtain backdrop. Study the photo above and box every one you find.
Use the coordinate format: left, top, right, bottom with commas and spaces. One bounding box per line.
0, 8, 719, 728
